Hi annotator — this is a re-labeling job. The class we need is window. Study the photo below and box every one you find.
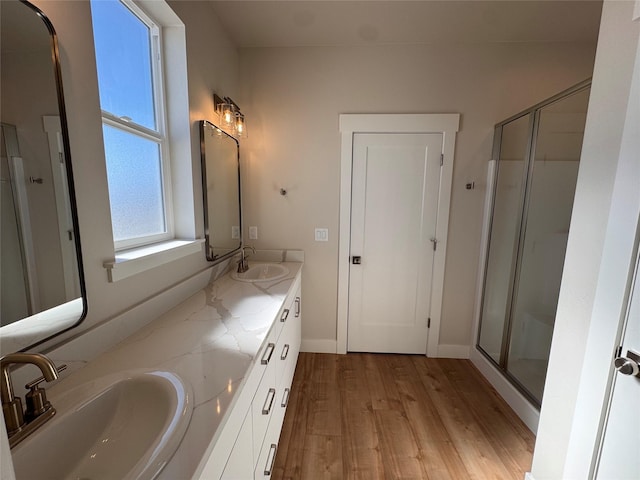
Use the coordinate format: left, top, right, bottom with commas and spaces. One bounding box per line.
91, 0, 173, 249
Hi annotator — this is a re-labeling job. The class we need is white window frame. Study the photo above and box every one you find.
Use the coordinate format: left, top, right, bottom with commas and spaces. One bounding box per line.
98, 0, 200, 283
97, 0, 174, 251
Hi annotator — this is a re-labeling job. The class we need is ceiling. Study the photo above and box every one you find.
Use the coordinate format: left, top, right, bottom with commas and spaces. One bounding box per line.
208, 0, 603, 49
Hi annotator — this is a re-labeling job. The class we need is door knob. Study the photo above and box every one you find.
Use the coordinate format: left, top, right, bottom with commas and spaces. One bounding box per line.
614, 350, 640, 377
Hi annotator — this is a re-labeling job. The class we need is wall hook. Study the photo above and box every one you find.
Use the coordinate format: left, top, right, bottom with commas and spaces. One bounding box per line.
280, 188, 287, 196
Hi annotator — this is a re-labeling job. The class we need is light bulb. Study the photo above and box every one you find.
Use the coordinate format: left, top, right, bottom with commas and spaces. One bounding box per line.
235, 114, 247, 138
219, 103, 235, 128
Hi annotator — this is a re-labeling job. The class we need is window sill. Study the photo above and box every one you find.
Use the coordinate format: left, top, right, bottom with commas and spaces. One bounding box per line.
103, 239, 205, 283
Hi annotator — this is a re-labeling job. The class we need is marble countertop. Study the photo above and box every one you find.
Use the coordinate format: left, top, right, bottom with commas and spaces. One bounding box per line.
45, 261, 303, 479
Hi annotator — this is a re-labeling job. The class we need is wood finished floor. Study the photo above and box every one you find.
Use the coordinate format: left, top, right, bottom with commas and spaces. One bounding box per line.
273, 353, 535, 480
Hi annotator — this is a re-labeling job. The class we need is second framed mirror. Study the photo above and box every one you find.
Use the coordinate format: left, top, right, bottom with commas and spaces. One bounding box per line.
199, 120, 242, 263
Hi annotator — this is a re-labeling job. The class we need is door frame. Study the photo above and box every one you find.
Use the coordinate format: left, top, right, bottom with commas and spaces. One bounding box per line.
337, 114, 460, 356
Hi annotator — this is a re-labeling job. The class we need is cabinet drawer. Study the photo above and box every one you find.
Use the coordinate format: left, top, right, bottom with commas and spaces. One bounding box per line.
272, 301, 290, 340
277, 385, 292, 436
276, 324, 297, 390
278, 293, 301, 390
254, 439, 277, 480
220, 409, 253, 479
254, 394, 286, 480
275, 331, 291, 390
275, 279, 299, 338
251, 352, 276, 459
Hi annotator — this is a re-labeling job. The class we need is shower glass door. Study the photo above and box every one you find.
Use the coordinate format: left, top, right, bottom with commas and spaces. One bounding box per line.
0, 124, 31, 324
478, 113, 531, 364
477, 81, 590, 406
506, 87, 590, 401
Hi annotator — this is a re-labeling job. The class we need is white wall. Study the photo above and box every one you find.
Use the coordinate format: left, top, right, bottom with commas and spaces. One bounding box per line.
530, 1, 640, 478
26, 0, 239, 351
238, 42, 596, 351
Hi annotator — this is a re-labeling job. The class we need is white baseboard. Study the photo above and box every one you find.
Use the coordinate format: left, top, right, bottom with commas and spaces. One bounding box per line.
300, 338, 337, 354
470, 347, 539, 433
300, 341, 471, 357
524, 472, 535, 480
436, 344, 471, 358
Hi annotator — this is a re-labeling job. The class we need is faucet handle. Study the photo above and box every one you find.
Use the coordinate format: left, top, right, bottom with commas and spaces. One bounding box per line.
24, 386, 50, 421
23, 364, 66, 422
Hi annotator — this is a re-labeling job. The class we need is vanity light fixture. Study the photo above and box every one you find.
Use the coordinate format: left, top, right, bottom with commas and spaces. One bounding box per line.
213, 93, 248, 138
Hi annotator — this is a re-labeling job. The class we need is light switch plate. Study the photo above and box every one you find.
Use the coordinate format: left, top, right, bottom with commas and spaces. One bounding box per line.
249, 226, 258, 240
231, 226, 240, 239
315, 228, 329, 242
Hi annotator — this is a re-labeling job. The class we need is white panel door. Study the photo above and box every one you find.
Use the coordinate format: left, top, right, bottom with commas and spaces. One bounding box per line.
594, 17, 640, 478
348, 133, 442, 354
596, 246, 640, 480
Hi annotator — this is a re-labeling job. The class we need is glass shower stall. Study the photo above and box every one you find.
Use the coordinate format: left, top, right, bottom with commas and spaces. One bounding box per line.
477, 80, 591, 407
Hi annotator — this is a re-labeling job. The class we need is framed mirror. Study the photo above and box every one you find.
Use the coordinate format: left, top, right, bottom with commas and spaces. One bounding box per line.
1, 0, 86, 352
200, 120, 242, 263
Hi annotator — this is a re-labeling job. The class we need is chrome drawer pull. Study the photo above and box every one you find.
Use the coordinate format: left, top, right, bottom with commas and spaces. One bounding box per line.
262, 388, 276, 415
281, 387, 290, 408
280, 308, 290, 323
295, 297, 300, 317
264, 443, 277, 476
261, 343, 275, 365
280, 344, 290, 361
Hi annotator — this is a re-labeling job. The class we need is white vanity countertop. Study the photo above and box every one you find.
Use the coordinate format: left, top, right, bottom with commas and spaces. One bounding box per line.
45, 261, 303, 480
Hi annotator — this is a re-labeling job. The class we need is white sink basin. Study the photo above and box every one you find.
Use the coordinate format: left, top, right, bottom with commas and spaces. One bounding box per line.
231, 263, 289, 283
11, 370, 193, 480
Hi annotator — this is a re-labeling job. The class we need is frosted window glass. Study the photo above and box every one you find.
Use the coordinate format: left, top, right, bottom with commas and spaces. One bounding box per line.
103, 125, 165, 241
91, 0, 156, 131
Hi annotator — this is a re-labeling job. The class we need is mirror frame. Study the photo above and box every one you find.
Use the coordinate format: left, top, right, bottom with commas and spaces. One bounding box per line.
1, 0, 87, 352
199, 120, 242, 264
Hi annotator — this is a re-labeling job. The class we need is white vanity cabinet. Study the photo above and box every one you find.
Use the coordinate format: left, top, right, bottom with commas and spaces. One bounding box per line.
200, 274, 302, 480
254, 284, 302, 479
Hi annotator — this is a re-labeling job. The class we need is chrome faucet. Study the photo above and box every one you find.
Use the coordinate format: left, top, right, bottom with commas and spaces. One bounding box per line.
1, 353, 64, 447
237, 245, 256, 273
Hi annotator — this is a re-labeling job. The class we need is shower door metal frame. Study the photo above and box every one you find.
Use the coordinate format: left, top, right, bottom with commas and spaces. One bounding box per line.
476, 78, 592, 408
497, 112, 537, 369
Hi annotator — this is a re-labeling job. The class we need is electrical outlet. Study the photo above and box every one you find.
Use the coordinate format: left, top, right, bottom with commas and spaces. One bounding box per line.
315, 228, 329, 242
231, 226, 240, 239
249, 226, 258, 240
